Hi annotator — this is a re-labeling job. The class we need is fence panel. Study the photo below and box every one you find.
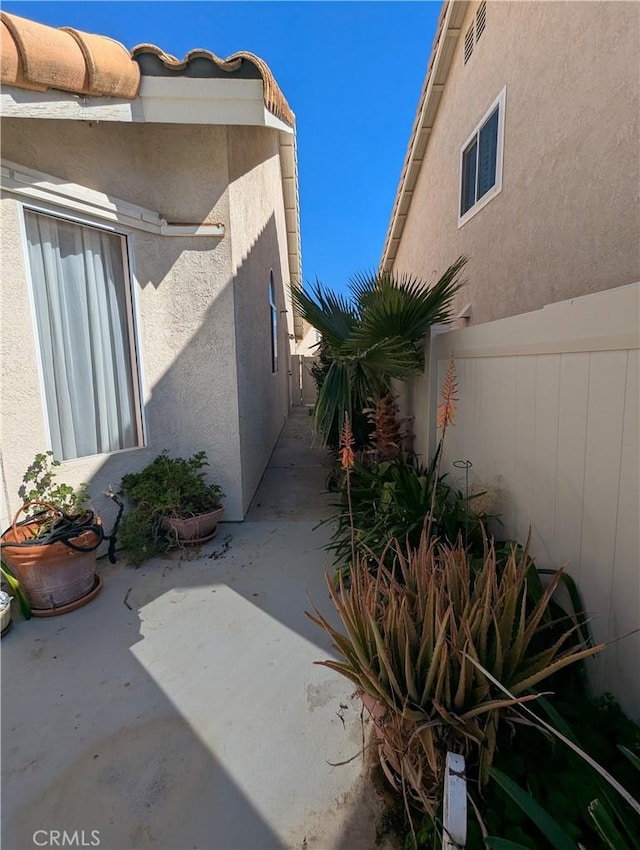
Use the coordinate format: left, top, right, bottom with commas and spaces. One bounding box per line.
423, 284, 639, 719
290, 355, 318, 406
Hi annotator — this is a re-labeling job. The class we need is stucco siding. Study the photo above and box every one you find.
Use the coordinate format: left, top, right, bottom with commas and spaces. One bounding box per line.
227, 126, 291, 513
0, 119, 249, 525
393, 1, 640, 324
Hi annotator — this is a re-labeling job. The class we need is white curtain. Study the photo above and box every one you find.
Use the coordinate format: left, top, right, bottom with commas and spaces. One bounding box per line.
25, 211, 138, 460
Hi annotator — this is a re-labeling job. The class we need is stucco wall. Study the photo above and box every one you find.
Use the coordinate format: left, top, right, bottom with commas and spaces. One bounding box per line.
227, 126, 291, 513
392, 1, 640, 324
1, 119, 248, 525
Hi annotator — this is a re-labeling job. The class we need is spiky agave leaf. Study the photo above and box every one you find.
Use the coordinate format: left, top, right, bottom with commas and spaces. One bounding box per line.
307, 525, 605, 813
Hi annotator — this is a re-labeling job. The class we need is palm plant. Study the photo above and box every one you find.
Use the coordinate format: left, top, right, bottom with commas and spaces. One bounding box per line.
290, 257, 467, 444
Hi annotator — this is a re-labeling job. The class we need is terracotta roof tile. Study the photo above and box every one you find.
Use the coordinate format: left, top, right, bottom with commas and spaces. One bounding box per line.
131, 44, 294, 127
62, 27, 140, 98
1, 11, 139, 98
1, 11, 294, 126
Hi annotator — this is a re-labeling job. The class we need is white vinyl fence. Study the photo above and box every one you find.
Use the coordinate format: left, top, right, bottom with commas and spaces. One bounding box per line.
408, 284, 640, 720
290, 354, 318, 406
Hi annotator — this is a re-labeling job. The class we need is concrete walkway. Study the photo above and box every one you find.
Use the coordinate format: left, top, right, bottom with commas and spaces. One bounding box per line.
1, 409, 394, 850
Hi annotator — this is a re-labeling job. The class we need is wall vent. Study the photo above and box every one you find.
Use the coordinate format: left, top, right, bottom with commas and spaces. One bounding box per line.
476, 1, 487, 40
464, 24, 474, 64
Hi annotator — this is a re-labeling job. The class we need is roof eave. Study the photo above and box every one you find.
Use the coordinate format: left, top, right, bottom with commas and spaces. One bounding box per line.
380, 0, 469, 272
0, 77, 294, 132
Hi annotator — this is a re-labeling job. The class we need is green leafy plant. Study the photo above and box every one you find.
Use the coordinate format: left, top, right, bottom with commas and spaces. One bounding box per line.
290, 258, 466, 444
464, 666, 640, 850
406, 693, 640, 850
325, 452, 494, 575
484, 751, 640, 850
308, 529, 603, 815
0, 560, 31, 619
118, 451, 224, 565
19, 451, 90, 519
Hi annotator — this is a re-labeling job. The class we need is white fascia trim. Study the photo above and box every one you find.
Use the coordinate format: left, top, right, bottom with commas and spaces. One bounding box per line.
278, 131, 303, 340
380, 0, 469, 271
0, 78, 294, 132
457, 85, 506, 228
0, 160, 224, 237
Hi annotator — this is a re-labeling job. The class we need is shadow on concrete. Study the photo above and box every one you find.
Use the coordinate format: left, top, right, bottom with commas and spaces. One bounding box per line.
2, 607, 284, 850
1, 126, 395, 847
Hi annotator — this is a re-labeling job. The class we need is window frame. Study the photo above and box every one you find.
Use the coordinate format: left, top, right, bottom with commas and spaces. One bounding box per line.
19, 201, 146, 462
269, 270, 278, 375
458, 86, 506, 228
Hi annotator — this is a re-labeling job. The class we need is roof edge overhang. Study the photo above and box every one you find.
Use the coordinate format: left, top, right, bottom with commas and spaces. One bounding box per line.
380, 0, 468, 272
0, 76, 294, 133
278, 132, 303, 340
1, 76, 302, 336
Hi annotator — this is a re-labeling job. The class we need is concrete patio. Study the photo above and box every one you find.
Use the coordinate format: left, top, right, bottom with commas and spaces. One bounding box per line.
1, 408, 396, 850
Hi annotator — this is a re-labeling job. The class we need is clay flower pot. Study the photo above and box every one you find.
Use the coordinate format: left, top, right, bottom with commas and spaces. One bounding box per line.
1, 501, 101, 614
161, 507, 225, 545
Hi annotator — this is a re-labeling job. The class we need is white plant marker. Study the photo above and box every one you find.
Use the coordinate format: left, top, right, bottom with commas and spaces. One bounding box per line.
443, 752, 467, 849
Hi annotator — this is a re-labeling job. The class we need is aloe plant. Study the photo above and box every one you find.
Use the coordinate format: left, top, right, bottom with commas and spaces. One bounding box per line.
308, 531, 603, 811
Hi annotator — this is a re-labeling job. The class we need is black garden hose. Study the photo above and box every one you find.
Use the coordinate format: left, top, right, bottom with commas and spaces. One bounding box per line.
1, 494, 124, 564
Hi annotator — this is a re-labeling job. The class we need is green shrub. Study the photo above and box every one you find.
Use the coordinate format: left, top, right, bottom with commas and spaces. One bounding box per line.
118, 451, 223, 565
324, 452, 494, 575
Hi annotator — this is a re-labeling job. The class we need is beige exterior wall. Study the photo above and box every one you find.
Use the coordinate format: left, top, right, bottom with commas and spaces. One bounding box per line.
227, 125, 292, 513
393, 1, 640, 324
415, 284, 639, 719
1, 117, 291, 526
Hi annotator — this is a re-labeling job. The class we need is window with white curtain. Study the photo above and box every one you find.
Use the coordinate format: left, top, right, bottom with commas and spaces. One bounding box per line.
24, 210, 142, 460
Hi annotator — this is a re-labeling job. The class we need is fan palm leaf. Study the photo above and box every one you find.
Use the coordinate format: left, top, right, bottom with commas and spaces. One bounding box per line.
289, 278, 357, 351
292, 257, 467, 442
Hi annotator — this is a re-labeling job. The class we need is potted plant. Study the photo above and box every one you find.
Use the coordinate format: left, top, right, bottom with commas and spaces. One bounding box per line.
0, 452, 105, 615
118, 451, 225, 565
0, 589, 13, 636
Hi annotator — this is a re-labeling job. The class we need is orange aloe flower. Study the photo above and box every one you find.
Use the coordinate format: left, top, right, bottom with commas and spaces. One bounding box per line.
340, 414, 355, 471
437, 353, 458, 434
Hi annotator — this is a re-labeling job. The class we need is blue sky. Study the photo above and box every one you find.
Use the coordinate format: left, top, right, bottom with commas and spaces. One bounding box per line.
3, 1, 441, 293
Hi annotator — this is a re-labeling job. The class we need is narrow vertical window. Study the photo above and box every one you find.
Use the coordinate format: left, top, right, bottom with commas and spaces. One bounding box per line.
461, 138, 478, 216
269, 271, 278, 373
24, 210, 142, 460
477, 107, 499, 198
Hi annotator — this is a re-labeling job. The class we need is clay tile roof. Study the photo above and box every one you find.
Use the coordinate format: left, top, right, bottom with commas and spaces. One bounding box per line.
1, 11, 294, 126
1, 11, 140, 99
131, 44, 295, 127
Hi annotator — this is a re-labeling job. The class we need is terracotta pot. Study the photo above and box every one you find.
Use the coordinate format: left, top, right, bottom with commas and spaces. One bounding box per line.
1, 502, 99, 611
161, 507, 225, 544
